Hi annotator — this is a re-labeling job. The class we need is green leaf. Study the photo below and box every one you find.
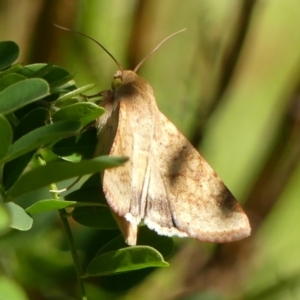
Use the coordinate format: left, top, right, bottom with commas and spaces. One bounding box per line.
98, 226, 175, 260
0, 41, 19, 70
0, 276, 29, 300
18, 64, 71, 85
1, 121, 81, 164
52, 102, 104, 127
5, 202, 33, 231
25, 199, 77, 214
60, 153, 82, 162
52, 97, 78, 108
49, 73, 74, 90
2, 108, 49, 190
28, 62, 54, 78
0, 114, 12, 161
55, 84, 96, 103
26, 198, 108, 215
0, 64, 23, 79
0, 73, 27, 92
86, 246, 169, 276
8, 156, 127, 198
2, 151, 35, 191
0, 204, 11, 235
0, 78, 49, 114
72, 206, 116, 229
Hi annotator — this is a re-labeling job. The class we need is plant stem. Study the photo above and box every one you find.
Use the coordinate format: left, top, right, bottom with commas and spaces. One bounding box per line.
58, 208, 87, 300
36, 155, 87, 300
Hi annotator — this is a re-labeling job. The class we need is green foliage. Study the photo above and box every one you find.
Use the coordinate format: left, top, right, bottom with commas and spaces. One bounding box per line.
5, 202, 33, 231
0, 203, 10, 234
52, 102, 105, 127
0, 41, 19, 70
0, 40, 173, 299
8, 157, 126, 198
86, 246, 169, 276
0, 276, 29, 300
25, 199, 78, 214
0, 78, 49, 114
0, 114, 12, 160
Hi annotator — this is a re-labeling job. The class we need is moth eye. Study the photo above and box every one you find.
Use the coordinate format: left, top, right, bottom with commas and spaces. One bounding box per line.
111, 77, 122, 90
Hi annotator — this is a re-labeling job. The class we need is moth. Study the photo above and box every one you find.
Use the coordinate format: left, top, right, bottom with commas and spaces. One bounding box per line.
92, 30, 251, 246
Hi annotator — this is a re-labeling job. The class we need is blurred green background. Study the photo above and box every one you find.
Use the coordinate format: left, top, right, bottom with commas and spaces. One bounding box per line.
1, 0, 300, 299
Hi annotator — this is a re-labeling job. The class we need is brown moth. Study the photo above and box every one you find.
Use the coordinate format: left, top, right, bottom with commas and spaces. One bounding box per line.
93, 31, 251, 246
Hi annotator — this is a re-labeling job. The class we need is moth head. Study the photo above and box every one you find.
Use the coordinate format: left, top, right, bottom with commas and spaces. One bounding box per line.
112, 70, 140, 86
111, 71, 123, 90
112, 70, 151, 97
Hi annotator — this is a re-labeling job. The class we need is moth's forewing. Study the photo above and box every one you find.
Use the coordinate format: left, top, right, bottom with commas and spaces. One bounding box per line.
96, 72, 157, 245
143, 112, 250, 242
95, 90, 119, 156
95, 90, 137, 245
96, 70, 251, 245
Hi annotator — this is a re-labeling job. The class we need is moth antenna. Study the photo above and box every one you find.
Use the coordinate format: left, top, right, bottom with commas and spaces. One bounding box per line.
53, 24, 123, 72
133, 28, 186, 73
